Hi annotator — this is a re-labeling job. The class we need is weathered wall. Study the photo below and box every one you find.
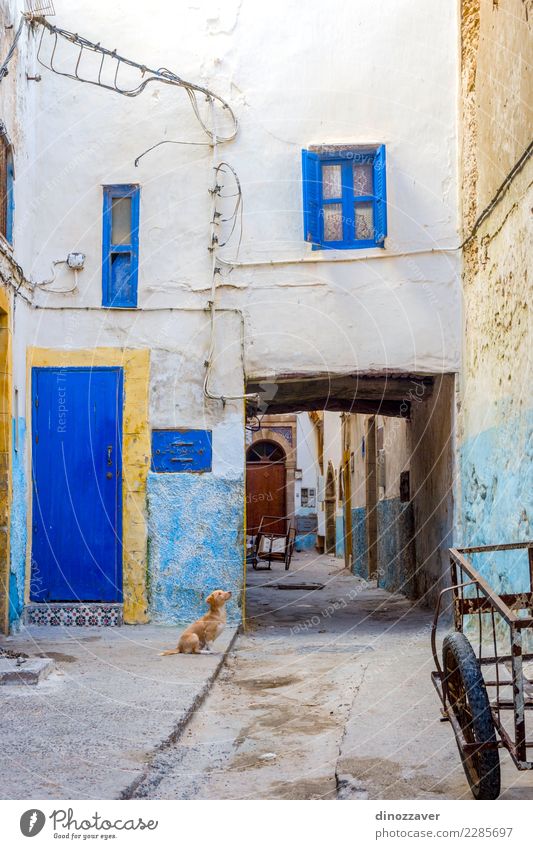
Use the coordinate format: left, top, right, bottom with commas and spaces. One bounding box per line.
457, 0, 532, 576
2, 0, 462, 627
26, 0, 460, 378
374, 416, 416, 595
409, 374, 455, 604
8, 417, 26, 625
147, 473, 244, 623
295, 413, 319, 550
346, 413, 416, 593
0, 0, 38, 631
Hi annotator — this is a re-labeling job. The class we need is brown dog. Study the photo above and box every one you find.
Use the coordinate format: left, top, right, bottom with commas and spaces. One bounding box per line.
160, 590, 232, 655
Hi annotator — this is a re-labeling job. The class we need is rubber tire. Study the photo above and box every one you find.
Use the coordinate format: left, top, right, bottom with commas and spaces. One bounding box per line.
442, 632, 501, 800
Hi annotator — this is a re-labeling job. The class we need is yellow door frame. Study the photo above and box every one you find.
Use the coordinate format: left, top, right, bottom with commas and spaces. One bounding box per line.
0, 285, 12, 634
26, 347, 151, 623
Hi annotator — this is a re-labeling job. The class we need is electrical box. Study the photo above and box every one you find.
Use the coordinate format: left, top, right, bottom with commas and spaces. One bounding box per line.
67, 252, 86, 270
151, 429, 212, 473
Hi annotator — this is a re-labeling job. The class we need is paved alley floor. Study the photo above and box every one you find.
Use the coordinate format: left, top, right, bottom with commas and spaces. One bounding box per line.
132, 551, 533, 801
0, 622, 237, 799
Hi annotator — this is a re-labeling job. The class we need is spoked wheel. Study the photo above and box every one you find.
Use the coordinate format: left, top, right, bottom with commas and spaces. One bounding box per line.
442, 632, 501, 800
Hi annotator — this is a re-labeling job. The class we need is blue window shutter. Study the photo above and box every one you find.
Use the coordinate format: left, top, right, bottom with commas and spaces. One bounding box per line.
373, 144, 387, 246
102, 185, 140, 308
302, 149, 321, 244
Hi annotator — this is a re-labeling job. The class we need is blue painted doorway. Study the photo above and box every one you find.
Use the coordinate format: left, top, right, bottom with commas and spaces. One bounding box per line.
31, 367, 123, 602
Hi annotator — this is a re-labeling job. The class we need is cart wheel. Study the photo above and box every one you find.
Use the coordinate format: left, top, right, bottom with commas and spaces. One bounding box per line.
442, 632, 500, 800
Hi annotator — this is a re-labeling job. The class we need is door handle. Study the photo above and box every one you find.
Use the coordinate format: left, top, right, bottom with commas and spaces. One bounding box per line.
107, 445, 113, 466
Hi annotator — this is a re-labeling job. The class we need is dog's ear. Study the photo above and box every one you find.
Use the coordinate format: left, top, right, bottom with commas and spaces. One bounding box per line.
206, 592, 215, 606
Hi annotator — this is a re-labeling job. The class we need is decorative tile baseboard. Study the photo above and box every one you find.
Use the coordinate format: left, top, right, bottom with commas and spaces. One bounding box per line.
25, 603, 123, 627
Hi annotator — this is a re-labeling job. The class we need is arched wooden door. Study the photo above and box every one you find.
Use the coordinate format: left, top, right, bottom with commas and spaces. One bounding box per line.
246, 441, 286, 536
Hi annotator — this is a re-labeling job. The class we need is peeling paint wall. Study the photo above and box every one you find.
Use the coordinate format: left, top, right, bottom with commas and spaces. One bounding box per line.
147, 472, 244, 624
409, 374, 455, 604
458, 0, 533, 569
8, 417, 26, 626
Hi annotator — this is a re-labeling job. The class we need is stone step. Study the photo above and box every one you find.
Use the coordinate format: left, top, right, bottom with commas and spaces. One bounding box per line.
0, 657, 55, 686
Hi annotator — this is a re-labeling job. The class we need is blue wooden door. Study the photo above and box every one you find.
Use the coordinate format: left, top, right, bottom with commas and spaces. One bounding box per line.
31, 367, 123, 602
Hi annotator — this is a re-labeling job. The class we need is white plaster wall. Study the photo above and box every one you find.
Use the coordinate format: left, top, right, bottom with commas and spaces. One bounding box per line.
348, 415, 367, 510
295, 412, 319, 512
322, 411, 343, 510
18, 0, 460, 401
378, 415, 410, 500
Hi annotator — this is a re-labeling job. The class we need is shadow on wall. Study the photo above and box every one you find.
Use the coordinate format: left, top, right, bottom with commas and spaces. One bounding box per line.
351, 375, 455, 607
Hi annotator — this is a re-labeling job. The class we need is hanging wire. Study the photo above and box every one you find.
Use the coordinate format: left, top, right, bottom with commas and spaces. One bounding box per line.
214, 162, 243, 251
134, 139, 212, 167
32, 259, 78, 293
33, 19, 237, 142
0, 17, 25, 82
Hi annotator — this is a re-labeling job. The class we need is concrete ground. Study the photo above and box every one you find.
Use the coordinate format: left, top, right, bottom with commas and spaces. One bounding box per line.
0, 622, 237, 799
2, 551, 532, 801
131, 551, 533, 800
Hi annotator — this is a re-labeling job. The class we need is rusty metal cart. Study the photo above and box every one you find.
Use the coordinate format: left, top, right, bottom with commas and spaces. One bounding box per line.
250, 516, 296, 571
431, 542, 533, 799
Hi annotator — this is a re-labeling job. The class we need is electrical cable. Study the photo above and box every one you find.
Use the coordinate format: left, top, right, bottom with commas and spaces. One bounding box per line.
34, 17, 238, 143
0, 17, 25, 82
32, 258, 78, 293
460, 138, 533, 248
203, 100, 256, 405
134, 139, 211, 167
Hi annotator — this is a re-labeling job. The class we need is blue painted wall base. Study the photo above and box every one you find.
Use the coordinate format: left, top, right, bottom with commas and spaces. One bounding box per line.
351, 500, 415, 596
460, 407, 533, 594
335, 514, 345, 558
352, 507, 367, 578
376, 497, 415, 596
147, 472, 244, 624
9, 418, 27, 627
295, 533, 317, 551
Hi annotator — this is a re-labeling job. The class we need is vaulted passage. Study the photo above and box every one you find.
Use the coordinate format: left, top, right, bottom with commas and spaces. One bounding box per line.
245, 371, 456, 609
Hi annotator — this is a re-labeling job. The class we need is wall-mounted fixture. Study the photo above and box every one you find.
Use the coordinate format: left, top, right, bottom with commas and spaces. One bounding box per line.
66, 252, 85, 270
34, 252, 86, 293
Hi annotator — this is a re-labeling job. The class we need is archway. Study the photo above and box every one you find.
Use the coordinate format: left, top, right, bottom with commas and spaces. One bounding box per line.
246, 440, 287, 537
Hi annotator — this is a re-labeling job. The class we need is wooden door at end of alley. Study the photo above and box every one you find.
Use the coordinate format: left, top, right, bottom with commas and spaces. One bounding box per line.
246, 462, 286, 536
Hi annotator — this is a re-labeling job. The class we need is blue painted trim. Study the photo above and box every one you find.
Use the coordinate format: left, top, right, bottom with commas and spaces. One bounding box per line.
302, 147, 387, 250
301, 149, 321, 245
151, 429, 213, 473
31, 366, 124, 602
102, 184, 140, 308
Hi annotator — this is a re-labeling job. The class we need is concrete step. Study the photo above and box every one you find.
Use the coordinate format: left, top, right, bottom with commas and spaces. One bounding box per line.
0, 657, 55, 686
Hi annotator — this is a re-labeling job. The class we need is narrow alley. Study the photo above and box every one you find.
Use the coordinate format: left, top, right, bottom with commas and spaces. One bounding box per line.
0, 0, 531, 827
129, 552, 533, 801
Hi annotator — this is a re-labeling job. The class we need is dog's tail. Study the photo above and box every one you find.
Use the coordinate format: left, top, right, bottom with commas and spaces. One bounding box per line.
160, 648, 181, 656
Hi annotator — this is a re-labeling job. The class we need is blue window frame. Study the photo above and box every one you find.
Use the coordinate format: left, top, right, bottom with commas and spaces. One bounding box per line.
302, 146, 387, 249
102, 184, 140, 308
